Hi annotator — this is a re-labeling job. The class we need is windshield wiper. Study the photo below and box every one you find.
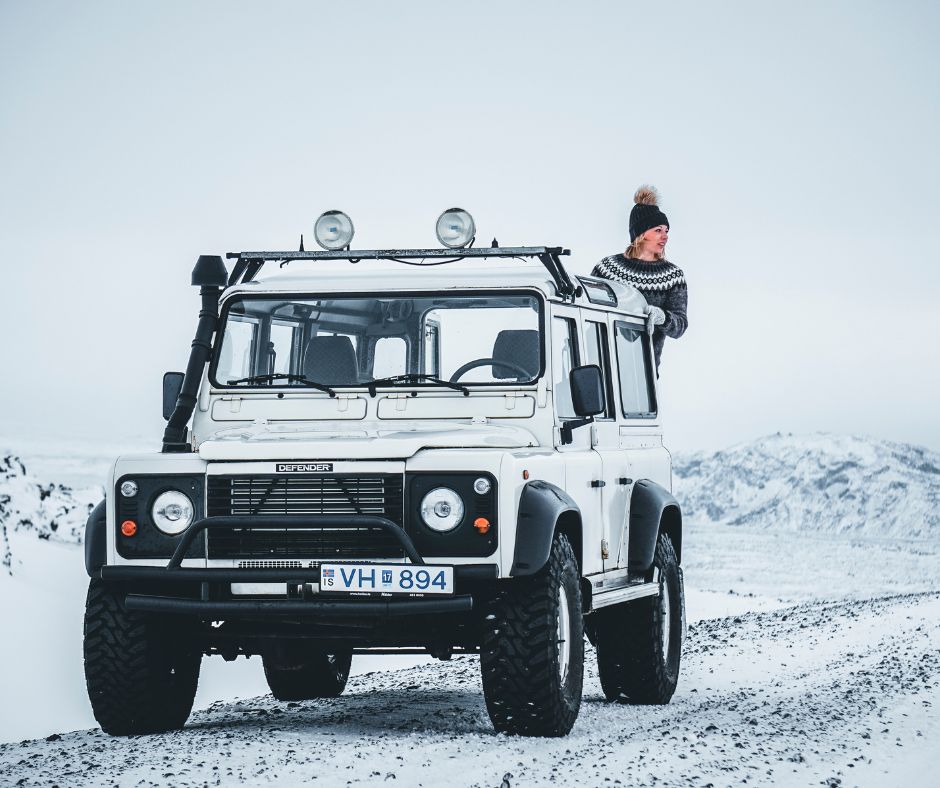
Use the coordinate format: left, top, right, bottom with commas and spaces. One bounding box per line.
226, 373, 336, 397
367, 374, 469, 397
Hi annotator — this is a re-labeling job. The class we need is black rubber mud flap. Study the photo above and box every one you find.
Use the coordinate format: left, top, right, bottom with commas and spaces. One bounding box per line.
627, 480, 682, 574
84, 499, 107, 577
511, 480, 580, 576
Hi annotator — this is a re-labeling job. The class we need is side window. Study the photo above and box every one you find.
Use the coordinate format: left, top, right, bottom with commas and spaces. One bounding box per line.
269, 321, 298, 376
423, 320, 441, 376
613, 321, 656, 417
552, 316, 580, 419
373, 336, 407, 378
585, 320, 613, 419
215, 317, 258, 383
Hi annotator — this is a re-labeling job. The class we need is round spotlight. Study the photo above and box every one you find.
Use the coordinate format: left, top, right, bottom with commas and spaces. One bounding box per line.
314, 210, 355, 250
473, 477, 492, 495
435, 208, 475, 249
120, 480, 139, 498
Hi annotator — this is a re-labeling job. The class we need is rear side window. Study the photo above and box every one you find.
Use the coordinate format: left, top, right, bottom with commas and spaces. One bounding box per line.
269, 321, 299, 376
613, 322, 656, 417
373, 336, 407, 378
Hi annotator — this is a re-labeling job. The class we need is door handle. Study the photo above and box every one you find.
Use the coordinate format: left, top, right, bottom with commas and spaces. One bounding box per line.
590, 480, 606, 488
617, 477, 633, 485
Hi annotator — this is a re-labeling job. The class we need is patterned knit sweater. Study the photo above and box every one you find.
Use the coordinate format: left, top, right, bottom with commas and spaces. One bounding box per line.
591, 254, 689, 370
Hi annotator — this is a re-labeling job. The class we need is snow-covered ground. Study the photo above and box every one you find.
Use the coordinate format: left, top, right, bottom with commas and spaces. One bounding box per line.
1, 433, 938, 786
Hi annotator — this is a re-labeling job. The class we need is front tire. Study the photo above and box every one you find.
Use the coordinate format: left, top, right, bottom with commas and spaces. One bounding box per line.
263, 650, 353, 701
83, 580, 201, 735
596, 532, 683, 704
481, 532, 583, 736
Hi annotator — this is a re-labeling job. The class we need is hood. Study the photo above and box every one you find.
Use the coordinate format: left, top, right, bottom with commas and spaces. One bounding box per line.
197, 421, 538, 461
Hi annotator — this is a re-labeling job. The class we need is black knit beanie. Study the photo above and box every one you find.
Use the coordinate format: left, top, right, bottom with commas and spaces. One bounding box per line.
629, 185, 669, 242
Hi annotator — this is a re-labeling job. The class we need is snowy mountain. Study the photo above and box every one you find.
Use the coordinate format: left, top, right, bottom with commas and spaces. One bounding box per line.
673, 432, 940, 538
0, 451, 101, 572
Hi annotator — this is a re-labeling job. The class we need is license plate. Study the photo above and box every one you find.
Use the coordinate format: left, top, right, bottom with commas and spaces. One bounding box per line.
320, 563, 454, 596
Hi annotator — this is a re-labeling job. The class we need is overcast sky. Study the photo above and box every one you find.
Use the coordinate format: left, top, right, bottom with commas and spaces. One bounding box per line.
1, 0, 938, 454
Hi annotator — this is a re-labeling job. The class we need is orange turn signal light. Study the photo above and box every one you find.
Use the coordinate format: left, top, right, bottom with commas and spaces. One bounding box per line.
522, 470, 529, 480
120, 520, 138, 537
473, 517, 490, 534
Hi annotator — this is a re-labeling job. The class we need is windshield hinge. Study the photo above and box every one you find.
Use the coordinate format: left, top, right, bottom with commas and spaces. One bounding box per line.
536, 377, 548, 408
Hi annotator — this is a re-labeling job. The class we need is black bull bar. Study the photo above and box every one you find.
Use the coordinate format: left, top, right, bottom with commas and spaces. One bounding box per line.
97, 515, 493, 617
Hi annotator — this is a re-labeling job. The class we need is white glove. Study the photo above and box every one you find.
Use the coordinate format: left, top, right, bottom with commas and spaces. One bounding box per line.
646, 306, 666, 335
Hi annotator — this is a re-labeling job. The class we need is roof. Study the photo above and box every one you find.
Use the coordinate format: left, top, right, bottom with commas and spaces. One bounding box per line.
221, 258, 649, 316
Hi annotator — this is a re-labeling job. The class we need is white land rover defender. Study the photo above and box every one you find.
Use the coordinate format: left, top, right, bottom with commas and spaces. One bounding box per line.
83, 209, 685, 738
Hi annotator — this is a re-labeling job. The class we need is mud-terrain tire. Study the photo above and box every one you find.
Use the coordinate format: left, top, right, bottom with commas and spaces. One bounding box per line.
83, 580, 201, 735
263, 650, 353, 700
480, 532, 583, 736
596, 532, 683, 704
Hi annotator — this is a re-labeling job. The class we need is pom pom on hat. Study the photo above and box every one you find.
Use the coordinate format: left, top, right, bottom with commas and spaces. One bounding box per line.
634, 185, 660, 206
629, 184, 669, 242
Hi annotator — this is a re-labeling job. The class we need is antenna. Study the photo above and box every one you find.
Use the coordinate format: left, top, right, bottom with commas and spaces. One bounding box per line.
299, 234, 305, 252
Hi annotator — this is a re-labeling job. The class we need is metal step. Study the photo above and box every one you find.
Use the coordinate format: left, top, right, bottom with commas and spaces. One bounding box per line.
591, 581, 659, 610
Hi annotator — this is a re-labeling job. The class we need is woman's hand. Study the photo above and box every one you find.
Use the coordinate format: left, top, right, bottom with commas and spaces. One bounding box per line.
646, 305, 666, 335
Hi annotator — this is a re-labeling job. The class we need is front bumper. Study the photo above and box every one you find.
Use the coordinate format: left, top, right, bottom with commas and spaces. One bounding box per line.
97, 564, 495, 617
100, 514, 496, 618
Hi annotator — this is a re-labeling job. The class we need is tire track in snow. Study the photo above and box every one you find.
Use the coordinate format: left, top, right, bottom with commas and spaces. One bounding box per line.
1, 592, 938, 788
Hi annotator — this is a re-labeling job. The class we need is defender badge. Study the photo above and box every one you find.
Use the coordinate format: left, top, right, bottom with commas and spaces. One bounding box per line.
276, 462, 333, 473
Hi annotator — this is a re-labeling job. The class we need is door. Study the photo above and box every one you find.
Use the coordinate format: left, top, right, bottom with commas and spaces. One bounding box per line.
550, 307, 603, 575
583, 316, 626, 574
610, 318, 663, 568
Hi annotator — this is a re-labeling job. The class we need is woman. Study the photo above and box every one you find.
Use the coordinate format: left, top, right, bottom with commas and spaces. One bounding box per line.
591, 186, 688, 372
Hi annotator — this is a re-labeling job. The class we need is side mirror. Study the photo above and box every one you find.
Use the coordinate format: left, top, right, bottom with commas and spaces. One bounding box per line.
560, 365, 605, 445
570, 364, 605, 417
162, 372, 185, 421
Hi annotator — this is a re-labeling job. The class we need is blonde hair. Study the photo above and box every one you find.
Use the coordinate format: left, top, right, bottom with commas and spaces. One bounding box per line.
626, 233, 666, 262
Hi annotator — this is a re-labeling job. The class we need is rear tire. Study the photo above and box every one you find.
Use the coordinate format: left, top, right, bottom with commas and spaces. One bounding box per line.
596, 532, 683, 704
263, 650, 353, 701
480, 532, 583, 736
83, 580, 201, 735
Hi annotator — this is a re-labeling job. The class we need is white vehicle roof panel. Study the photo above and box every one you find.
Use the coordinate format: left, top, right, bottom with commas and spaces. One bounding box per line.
222, 262, 648, 315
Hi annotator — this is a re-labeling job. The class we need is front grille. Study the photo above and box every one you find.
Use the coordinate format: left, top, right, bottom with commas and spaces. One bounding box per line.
207, 474, 404, 559
237, 559, 305, 569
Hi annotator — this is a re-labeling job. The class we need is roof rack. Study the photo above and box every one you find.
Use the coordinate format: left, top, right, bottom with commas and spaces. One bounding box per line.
224, 246, 581, 301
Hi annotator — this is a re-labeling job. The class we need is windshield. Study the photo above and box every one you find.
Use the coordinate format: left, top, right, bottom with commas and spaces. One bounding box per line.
212, 291, 543, 388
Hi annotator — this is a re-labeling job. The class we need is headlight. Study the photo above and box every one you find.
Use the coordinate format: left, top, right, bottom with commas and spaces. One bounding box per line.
419, 487, 465, 532
435, 208, 475, 249
314, 210, 355, 250
151, 490, 194, 535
